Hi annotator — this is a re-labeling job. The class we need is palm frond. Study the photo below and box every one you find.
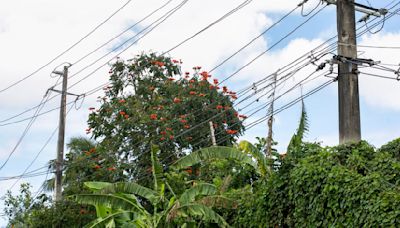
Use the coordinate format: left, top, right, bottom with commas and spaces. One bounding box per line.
237, 141, 268, 176
98, 182, 159, 205
171, 146, 256, 170
287, 100, 309, 153
179, 183, 217, 205
171, 203, 230, 227
73, 193, 147, 214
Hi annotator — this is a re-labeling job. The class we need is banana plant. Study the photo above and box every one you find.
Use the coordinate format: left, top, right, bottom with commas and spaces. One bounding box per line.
73, 145, 231, 227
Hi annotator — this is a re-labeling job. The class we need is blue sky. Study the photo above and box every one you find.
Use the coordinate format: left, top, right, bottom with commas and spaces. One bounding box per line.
0, 0, 399, 226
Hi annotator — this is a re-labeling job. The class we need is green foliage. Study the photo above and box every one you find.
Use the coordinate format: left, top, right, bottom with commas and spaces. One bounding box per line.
379, 137, 400, 160
73, 145, 233, 227
287, 100, 309, 154
235, 140, 400, 227
2, 183, 94, 227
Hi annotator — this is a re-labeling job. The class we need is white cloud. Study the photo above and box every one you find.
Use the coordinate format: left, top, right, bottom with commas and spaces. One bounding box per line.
358, 32, 400, 111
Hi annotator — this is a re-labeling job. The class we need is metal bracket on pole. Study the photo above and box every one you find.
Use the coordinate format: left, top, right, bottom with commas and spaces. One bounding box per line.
323, 0, 387, 18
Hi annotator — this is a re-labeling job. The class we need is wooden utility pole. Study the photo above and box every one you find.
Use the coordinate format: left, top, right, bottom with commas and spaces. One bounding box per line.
54, 66, 68, 201
336, 0, 361, 144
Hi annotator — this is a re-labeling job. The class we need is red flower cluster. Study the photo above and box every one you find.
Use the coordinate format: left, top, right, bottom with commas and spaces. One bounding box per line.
118, 99, 126, 103
94, 165, 101, 169
238, 114, 248, 119
107, 167, 116, 171
150, 114, 158, 120
200, 71, 209, 80
216, 105, 223, 110
89, 107, 95, 111
198, 93, 206, 97
193, 66, 202, 70
119, 111, 126, 115
213, 79, 219, 85
180, 119, 188, 123
189, 91, 196, 95
153, 61, 165, 67
168, 77, 175, 81
184, 125, 190, 129
85, 128, 91, 134
226, 129, 238, 135
173, 97, 181, 103
172, 59, 180, 63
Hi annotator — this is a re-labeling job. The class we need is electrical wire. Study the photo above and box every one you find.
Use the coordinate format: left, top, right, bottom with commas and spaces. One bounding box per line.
2, 0, 394, 126
219, 3, 327, 84
0, 0, 133, 94
359, 71, 400, 81
162, 0, 254, 54
208, 0, 304, 73
71, 0, 174, 66
8, 103, 75, 190
0, 92, 52, 171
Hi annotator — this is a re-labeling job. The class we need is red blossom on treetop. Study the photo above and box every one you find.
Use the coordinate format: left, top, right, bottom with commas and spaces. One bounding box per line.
107, 167, 116, 171
226, 129, 238, 135
189, 91, 196, 95
118, 99, 126, 103
173, 97, 181, 103
153, 61, 165, 67
216, 105, 223, 110
150, 114, 158, 120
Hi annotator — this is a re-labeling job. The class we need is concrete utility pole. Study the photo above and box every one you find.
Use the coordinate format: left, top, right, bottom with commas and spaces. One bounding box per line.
266, 73, 277, 158
54, 66, 68, 201
209, 121, 217, 146
336, 0, 361, 144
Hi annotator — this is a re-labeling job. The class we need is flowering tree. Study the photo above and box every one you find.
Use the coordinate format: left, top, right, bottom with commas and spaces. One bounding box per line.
86, 53, 245, 179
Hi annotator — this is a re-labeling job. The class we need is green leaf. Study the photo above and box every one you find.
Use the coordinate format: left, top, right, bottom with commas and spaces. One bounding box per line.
171, 146, 256, 171
237, 140, 268, 176
179, 183, 217, 204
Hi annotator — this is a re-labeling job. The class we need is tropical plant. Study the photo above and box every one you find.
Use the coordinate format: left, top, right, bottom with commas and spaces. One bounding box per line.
73, 145, 232, 227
